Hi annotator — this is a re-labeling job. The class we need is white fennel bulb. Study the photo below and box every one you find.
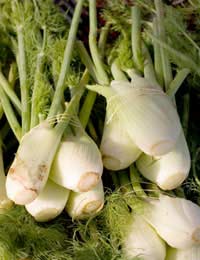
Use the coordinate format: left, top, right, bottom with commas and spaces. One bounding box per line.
166, 246, 200, 260
143, 194, 200, 249
123, 215, 166, 260
100, 104, 141, 170
66, 180, 104, 219
6, 122, 62, 205
50, 131, 103, 192
25, 179, 69, 222
87, 77, 181, 156
136, 130, 190, 190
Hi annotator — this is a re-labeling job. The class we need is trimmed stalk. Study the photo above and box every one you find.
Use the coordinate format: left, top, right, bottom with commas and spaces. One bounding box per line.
153, 18, 164, 87
0, 70, 21, 114
30, 26, 47, 128
154, 0, 173, 90
88, 0, 109, 85
8, 62, 17, 89
25, 179, 69, 222
0, 85, 21, 141
167, 68, 190, 97
131, 6, 143, 71
17, 25, 30, 135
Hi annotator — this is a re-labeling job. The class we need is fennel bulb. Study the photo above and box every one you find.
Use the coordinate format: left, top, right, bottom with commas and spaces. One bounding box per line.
25, 179, 69, 222
87, 77, 181, 156
143, 194, 200, 249
6, 122, 62, 205
123, 215, 166, 260
136, 130, 190, 190
66, 180, 104, 219
166, 245, 200, 260
50, 130, 103, 192
100, 103, 141, 170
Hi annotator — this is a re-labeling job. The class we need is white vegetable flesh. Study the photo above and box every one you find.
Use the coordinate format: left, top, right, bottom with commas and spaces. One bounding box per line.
25, 179, 69, 222
136, 130, 190, 190
50, 131, 103, 192
144, 195, 200, 249
123, 215, 166, 260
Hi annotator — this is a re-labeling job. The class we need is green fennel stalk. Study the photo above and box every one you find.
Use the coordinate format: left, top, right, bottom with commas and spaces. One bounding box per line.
48, 0, 84, 119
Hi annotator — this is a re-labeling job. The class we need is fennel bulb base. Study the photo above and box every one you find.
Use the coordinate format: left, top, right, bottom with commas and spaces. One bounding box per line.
6, 175, 37, 205
77, 172, 100, 192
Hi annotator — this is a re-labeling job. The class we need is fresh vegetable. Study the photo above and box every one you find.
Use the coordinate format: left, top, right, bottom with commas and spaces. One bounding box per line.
50, 127, 103, 192
66, 180, 104, 220
87, 77, 182, 156
143, 194, 200, 249
25, 179, 70, 222
136, 130, 191, 190
123, 215, 166, 260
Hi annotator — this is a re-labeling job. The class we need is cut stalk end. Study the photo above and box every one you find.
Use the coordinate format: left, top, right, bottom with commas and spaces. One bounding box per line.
78, 172, 100, 192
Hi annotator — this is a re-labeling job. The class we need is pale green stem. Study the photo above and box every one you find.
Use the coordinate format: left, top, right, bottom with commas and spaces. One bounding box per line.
17, 25, 30, 135
31, 26, 48, 128
71, 69, 90, 116
79, 23, 109, 129
167, 68, 190, 97
153, 18, 164, 87
79, 91, 96, 129
131, 6, 143, 71
8, 62, 17, 89
182, 93, 190, 138
110, 172, 120, 189
174, 187, 186, 198
130, 165, 147, 198
111, 61, 128, 81
0, 70, 21, 114
193, 148, 200, 188
55, 88, 84, 136
30, 53, 45, 128
0, 85, 21, 141
98, 23, 110, 59
0, 104, 3, 120
76, 40, 98, 82
154, 0, 173, 90
147, 32, 200, 76
87, 119, 99, 144
88, 0, 109, 85
145, 183, 160, 198
118, 171, 132, 193
0, 122, 10, 140
48, 0, 85, 118
143, 44, 160, 88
